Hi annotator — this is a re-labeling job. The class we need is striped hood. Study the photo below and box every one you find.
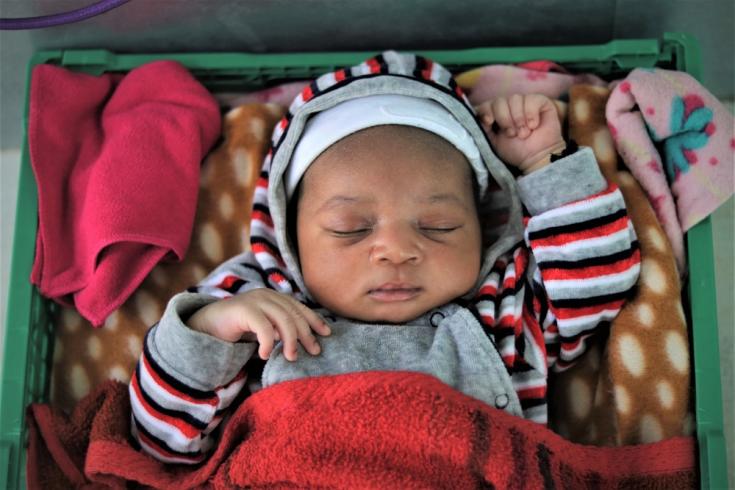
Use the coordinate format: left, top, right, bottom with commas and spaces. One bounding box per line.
250, 51, 524, 303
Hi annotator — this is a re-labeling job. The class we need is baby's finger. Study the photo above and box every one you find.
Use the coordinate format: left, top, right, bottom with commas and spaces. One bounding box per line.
483, 112, 496, 130
293, 319, 322, 357
524, 94, 548, 129
279, 301, 322, 357
485, 126, 501, 150
491, 98, 515, 137
477, 102, 495, 128
474, 100, 492, 116
261, 301, 301, 361
508, 94, 529, 138
244, 309, 276, 360
291, 301, 331, 337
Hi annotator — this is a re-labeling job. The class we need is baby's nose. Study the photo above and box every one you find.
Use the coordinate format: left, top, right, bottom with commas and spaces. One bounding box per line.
370, 226, 422, 265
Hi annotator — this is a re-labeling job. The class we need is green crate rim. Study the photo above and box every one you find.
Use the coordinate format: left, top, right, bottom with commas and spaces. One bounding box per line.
0, 32, 726, 489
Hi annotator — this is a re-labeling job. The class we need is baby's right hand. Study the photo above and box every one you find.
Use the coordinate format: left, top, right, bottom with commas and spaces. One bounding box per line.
187, 289, 331, 362
475, 94, 565, 174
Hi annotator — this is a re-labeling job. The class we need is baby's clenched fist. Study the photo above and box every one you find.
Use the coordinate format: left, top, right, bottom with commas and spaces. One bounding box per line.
476, 93, 566, 174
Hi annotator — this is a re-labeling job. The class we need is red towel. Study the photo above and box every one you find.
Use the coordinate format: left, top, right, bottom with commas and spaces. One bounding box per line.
28, 61, 221, 326
27, 372, 697, 489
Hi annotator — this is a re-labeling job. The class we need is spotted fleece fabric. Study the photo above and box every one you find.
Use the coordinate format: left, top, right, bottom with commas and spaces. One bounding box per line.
549, 85, 692, 446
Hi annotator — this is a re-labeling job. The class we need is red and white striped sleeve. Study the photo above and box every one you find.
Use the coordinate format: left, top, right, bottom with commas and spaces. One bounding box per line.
129, 292, 257, 464
518, 147, 641, 371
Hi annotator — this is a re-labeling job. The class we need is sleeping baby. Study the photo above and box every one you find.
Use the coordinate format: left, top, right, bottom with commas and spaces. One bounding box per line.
129, 51, 641, 463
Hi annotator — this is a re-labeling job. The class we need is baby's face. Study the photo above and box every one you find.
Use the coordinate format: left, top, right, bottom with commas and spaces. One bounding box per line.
295, 125, 482, 323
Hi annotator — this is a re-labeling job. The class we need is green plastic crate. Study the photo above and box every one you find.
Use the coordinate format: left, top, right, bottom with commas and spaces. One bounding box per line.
0, 32, 726, 489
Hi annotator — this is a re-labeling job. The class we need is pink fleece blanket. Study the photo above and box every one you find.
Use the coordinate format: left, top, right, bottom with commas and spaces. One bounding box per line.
606, 69, 735, 272
456, 61, 606, 103
28, 61, 221, 326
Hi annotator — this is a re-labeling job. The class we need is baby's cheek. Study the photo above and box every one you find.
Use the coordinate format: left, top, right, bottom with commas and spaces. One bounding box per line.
455, 238, 483, 291
301, 255, 345, 304
461, 256, 482, 292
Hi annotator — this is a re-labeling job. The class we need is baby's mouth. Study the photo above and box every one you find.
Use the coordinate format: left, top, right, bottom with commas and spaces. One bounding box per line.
367, 284, 422, 302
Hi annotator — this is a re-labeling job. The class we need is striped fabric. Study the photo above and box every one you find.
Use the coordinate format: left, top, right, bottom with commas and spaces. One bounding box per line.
468, 183, 640, 421
129, 52, 640, 462
130, 329, 248, 463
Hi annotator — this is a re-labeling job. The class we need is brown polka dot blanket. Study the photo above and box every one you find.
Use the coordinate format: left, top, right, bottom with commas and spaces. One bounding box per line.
49, 70, 690, 451
548, 85, 692, 446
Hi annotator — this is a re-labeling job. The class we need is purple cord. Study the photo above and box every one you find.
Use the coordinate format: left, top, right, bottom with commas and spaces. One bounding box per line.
0, 0, 131, 30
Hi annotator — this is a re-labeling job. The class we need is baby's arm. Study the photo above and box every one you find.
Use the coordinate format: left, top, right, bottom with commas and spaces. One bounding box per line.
130, 252, 330, 463
129, 292, 256, 464
479, 94, 641, 369
520, 157, 640, 370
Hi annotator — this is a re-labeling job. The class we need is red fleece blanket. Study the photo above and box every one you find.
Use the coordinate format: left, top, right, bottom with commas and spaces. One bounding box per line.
27, 372, 697, 489
28, 61, 221, 327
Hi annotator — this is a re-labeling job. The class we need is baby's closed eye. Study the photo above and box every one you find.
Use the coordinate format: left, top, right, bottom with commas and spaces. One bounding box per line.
329, 227, 371, 236
420, 226, 461, 233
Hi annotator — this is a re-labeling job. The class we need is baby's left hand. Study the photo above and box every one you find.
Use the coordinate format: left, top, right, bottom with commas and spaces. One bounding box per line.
476, 94, 566, 174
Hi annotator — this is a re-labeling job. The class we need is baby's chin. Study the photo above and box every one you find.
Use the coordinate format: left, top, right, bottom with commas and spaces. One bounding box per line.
332, 301, 444, 325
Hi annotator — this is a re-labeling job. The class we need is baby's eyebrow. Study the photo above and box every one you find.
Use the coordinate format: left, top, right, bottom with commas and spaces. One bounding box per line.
317, 195, 372, 213
316, 193, 468, 213
421, 193, 470, 210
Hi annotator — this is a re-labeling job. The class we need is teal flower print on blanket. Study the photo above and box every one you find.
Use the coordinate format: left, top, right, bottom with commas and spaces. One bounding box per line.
663, 94, 714, 182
